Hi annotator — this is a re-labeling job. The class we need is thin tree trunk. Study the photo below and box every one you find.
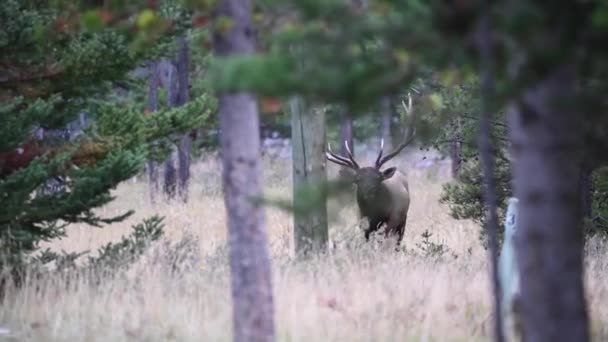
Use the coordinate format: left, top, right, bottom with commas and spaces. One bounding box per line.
174, 36, 191, 203
148, 160, 160, 203
339, 110, 354, 158
509, 64, 589, 342
291, 97, 328, 257
380, 96, 393, 151
212, 1, 275, 341
450, 139, 462, 179
476, 10, 504, 342
147, 62, 161, 203
163, 150, 177, 199
177, 135, 192, 200
451, 118, 462, 179
160, 60, 178, 199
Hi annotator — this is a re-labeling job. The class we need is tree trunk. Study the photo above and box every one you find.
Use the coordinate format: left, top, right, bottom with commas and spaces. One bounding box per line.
160, 60, 178, 200
212, 1, 275, 341
174, 36, 191, 203
380, 96, 393, 151
451, 118, 462, 179
291, 97, 328, 257
450, 139, 462, 179
339, 110, 354, 158
509, 64, 589, 342
163, 150, 177, 199
147, 62, 161, 203
476, 12, 504, 342
177, 135, 192, 200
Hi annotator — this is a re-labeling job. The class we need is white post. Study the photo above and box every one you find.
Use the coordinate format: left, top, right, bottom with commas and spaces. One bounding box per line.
499, 197, 523, 341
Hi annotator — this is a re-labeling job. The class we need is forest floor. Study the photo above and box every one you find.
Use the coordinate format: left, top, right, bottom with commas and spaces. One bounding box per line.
1, 148, 608, 341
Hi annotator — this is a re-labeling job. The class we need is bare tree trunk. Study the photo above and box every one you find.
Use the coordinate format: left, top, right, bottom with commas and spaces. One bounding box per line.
380, 96, 393, 151
163, 150, 177, 198
339, 110, 354, 158
212, 1, 275, 341
160, 60, 178, 200
174, 36, 192, 203
509, 64, 589, 342
450, 140, 462, 179
451, 119, 462, 179
291, 98, 328, 257
147, 62, 161, 203
476, 10, 504, 342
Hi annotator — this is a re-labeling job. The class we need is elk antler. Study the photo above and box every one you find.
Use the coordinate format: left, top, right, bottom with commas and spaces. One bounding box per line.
343, 140, 359, 168
374, 138, 385, 167
326, 142, 360, 169
375, 92, 417, 168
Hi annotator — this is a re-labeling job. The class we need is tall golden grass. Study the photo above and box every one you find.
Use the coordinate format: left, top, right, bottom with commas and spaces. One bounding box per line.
1, 148, 607, 341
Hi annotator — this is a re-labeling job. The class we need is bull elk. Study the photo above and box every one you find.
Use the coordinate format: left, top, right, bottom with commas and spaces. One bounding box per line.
326, 94, 416, 248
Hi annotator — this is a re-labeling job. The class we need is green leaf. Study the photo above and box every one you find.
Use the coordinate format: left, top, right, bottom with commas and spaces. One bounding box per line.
81, 10, 105, 32
592, 7, 608, 29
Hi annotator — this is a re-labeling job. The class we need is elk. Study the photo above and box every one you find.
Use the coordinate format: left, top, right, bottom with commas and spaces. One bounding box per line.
326, 94, 416, 248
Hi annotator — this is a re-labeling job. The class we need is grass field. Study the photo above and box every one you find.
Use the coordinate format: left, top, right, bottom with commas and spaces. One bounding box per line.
1, 148, 607, 341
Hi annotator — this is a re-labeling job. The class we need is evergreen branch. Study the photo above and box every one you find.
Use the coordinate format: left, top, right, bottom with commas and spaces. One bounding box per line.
0, 68, 63, 86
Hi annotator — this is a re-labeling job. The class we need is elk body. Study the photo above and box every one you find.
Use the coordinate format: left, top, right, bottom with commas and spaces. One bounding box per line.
326, 95, 416, 248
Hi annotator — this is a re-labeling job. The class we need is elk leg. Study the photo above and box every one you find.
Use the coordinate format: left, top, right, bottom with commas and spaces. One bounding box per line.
384, 218, 406, 251
364, 229, 372, 241
396, 218, 407, 249
384, 219, 399, 238
364, 219, 383, 241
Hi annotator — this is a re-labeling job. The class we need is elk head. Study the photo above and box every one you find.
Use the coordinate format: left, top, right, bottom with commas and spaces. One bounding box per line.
326, 136, 414, 193
325, 93, 417, 192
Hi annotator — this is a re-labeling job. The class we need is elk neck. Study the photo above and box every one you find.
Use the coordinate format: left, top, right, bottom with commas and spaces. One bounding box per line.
356, 182, 392, 216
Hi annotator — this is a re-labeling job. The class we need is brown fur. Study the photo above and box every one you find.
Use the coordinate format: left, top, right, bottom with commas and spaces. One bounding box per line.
354, 167, 410, 248
326, 93, 417, 249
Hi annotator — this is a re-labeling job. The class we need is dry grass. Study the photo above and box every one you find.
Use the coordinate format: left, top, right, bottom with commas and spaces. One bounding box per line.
1, 148, 607, 341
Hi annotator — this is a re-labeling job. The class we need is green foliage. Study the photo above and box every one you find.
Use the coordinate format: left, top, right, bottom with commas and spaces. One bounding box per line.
87, 216, 165, 272
411, 77, 513, 247
431, 79, 608, 245
440, 157, 512, 247
0, 0, 203, 276
32, 216, 165, 273
254, 178, 353, 223
204, 0, 450, 114
93, 92, 217, 161
590, 167, 608, 235
414, 230, 456, 260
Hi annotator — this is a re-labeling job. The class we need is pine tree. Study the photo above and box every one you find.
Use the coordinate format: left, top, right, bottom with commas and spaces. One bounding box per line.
0, 1, 214, 276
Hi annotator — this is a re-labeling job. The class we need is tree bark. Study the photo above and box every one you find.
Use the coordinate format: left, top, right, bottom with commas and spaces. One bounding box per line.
213, 1, 275, 341
450, 139, 462, 179
380, 96, 393, 151
451, 118, 462, 179
339, 110, 354, 158
291, 97, 328, 257
163, 150, 177, 199
476, 11, 505, 342
160, 60, 178, 199
509, 64, 589, 342
174, 36, 192, 203
147, 62, 161, 203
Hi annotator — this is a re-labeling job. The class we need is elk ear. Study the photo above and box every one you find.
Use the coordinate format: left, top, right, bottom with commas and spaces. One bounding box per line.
382, 167, 397, 180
